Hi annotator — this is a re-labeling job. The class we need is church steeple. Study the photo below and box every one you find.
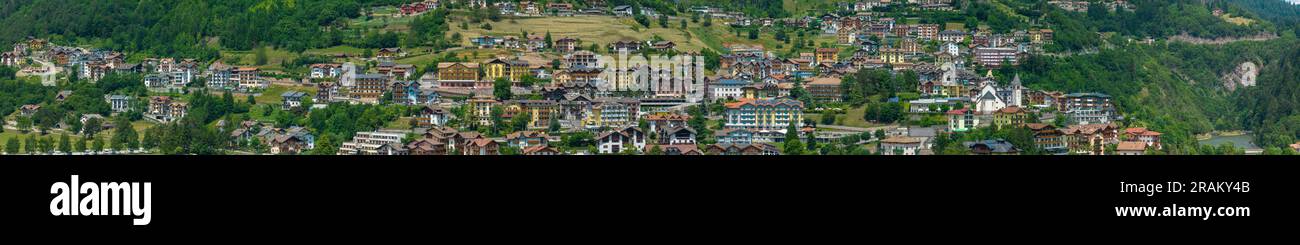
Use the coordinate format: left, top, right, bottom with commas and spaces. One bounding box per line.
1010, 73, 1023, 89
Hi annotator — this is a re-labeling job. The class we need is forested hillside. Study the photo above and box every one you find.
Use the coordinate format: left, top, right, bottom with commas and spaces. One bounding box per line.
0, 0, 415, 58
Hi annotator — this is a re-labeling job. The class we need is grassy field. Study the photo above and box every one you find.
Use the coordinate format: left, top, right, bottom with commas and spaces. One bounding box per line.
690, 23, 837, 55
220, 47, 301, 71
247, 84, 318, 105
385, 116, 413, 129
351, 6, 417, 32
946, 23, 967, 31
1220, 14, 1255, 25
304, 45, 367, 57
804, 105, 880, 128
783, 0, 839, 17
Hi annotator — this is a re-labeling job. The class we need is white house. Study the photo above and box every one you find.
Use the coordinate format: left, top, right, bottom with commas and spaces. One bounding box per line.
709, 79, 747, 101
973, 83, 1007, 114
880, 136, 923, 155
597, 127, 646, 154
943, 42, 961, 57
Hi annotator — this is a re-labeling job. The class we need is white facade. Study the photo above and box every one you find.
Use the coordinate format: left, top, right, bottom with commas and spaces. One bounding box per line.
337, 131, 406, 155
974, 84, 1007, 114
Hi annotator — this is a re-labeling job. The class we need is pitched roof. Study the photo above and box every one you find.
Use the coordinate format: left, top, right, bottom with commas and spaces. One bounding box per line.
281, 91, 307, 98
468, 138, 497, 147
1123, 127, 1161, 136
355, 74, 387, 80
506, 131, 548, 140
522, 145, 559, 154
881, 136, 922, 144
656, 144, 701, 154
963, 139, 1019, 153
724, 98, 804, 109
1063, 123, 1118, 135
711, 79, 748, 86
437, 62, 480, 69
1116, 141, 1147, 152
807, 76, 842, 86
996, 106, 1025, 114
645, 113, 690, 121
666, 126, 697, 135
1024, 123, 1055, 131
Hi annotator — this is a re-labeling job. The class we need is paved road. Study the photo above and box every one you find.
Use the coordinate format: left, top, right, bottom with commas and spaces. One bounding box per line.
27, 58, 60, 86
816, 124, 897, 133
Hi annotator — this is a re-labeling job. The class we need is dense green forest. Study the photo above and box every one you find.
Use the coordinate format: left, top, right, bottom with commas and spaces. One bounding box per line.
1231, 0, 1300, 29
1010, 37, 1300, 153
1029, 0, 1277, 51
0, 0, 421, 58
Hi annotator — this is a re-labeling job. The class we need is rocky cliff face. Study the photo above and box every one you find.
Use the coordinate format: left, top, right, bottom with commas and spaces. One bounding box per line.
1221, 62, 1258, 91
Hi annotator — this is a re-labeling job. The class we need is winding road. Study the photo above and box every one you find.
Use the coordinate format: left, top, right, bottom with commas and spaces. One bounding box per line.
15, 58, 60, 86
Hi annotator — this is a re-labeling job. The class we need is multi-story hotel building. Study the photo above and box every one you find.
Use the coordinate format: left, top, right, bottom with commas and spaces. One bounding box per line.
723, 98, 804, 133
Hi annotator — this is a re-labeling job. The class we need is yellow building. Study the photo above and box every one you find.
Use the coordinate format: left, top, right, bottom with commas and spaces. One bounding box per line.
993, 106, 1029, 130
880, 48, 907, 64
815, 48, 839, 65
505, 100, 560, 129
483, 58, 531, 82
467, 95, 498, 127
942, 85, 965, 98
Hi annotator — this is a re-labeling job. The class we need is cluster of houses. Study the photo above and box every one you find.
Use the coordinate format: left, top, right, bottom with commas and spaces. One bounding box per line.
329, 82, 808, 156
873, 120, 1163, 156
486, 0, 626, 17
1048, 0, 1136, 12
305, 57, 438, 106
205, 61, 268, 92
396, 0, 440, 16
3, 37, 268, 93
916, 74, 1160, 155
226, 120, 317, 155
3, 1, 1192, 156
142, 58, 200, 92
816, 13, 1051, 70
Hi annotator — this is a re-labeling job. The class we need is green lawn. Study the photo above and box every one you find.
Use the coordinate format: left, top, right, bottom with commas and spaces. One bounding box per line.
247, 84, 317, 105
385, 116, 413, 130
220, 47, 300, 71
945, 22, 967, 31
689, 23, 835, 55
304, 45, 367, 56
833, 105, 880, 128
350, 6, 417, 32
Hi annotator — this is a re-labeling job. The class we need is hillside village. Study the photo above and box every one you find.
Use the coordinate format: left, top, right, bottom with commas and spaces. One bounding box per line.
15, 0, 1282, 156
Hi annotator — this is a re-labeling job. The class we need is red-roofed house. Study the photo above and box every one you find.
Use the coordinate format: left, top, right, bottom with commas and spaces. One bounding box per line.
946, 108, 977, 132
656, 144, 703, 155
462, 138, 500, 155
1115, 141, 1147, 155
1062, 123, 1120, 155
1122, 127, 1163, 150
523, 145, 560, 155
